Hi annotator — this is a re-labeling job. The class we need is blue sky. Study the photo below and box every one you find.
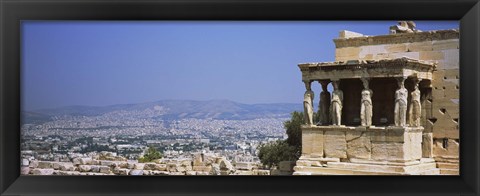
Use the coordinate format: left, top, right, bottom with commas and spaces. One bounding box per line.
21, 21, 459, 111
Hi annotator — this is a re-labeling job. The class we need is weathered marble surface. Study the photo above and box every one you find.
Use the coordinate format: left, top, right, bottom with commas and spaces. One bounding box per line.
360, 78, 372, 126
409, 82, 422, 127
394, 78, 408, 127
295, 125, 435, 175
303, 81, 314, 125
330, 81, 343, 126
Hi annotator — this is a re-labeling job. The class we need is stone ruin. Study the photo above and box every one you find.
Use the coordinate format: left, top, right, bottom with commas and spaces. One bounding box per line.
22, 151, 269, 176
295, 21, 459, 175
389, 21, 422, 34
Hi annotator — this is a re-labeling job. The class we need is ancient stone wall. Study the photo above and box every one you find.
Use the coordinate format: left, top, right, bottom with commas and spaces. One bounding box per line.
296, 126, 438, 175
21, 152, 269, 176
302, 126, 423, 162
333, 29, 459, 174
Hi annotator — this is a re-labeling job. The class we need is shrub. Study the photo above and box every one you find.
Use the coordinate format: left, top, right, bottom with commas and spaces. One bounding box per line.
258, 111, 317, 168
138, 146, 162, 163
257, 140, 297, 169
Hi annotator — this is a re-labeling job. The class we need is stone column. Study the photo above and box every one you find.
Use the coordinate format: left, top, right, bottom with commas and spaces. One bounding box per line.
394, 77, 408, 127
360, 78, 373, 126
303, 81, 314, 125
409, 79, 422, 127
318, 80, 331, 125
331, 80, 343, 126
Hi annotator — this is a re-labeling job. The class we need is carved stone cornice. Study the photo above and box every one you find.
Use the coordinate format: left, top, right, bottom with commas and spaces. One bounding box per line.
299, 57, 436, 82
333, 29, 459, 48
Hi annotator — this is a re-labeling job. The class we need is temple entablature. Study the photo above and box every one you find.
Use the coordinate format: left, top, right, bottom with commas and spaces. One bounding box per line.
298, 57, 436, 82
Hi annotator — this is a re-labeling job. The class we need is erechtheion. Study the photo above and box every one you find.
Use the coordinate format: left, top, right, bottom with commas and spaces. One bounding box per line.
295, 21, 459, 175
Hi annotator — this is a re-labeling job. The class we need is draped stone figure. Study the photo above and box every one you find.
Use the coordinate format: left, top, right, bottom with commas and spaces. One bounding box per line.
318, 81, 331, 125
330, 81, 343, 126
409, 82, 422, 127
303, 82, 314, 125
394, 78, 408, 127
360, 79, 373, 126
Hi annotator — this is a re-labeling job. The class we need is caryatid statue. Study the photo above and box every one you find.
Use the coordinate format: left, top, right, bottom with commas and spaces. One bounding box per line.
318, 80, 331, 125
303, 81, 314, 125
394, 77, 408, 127
360, 78, 373, 126
330, 80, 343, 126
409, 79, 422, 127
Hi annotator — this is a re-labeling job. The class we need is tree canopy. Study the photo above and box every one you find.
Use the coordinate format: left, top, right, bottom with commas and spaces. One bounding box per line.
284, 111, 304, 149
257, 140, 297, 168
258, 111, 312, 168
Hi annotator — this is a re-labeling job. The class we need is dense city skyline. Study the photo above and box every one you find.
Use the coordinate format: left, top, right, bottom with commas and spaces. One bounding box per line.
22, 21, 458, 111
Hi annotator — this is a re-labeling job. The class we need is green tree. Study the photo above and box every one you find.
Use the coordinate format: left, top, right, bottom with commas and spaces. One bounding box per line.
283, 111, 304, 149
138, 146, 162, 163
258, 111, 317, 168
257, 140, 297, 168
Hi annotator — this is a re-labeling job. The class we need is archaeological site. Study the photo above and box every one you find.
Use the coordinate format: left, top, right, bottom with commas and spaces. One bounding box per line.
295, 21, 459, 175
20, 21, 459, 176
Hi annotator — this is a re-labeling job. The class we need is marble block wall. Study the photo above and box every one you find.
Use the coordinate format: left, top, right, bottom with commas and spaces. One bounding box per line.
333, 29, 459, 174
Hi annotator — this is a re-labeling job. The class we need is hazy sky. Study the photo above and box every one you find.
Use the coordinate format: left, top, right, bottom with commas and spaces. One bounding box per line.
21, 21, 459, 111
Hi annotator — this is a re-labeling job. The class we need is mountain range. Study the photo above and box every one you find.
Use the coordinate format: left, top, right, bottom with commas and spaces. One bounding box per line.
22, 99, 302, 124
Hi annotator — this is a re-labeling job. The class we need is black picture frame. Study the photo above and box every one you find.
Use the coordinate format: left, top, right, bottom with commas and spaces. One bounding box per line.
1, 0, 479, 195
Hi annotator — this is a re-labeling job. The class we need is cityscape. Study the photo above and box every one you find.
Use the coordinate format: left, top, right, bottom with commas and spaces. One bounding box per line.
21, 100, 300, 175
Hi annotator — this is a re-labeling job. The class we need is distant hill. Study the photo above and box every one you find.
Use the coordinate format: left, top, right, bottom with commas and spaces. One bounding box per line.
21, 111, 53, 125
23, 100, 302, 124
